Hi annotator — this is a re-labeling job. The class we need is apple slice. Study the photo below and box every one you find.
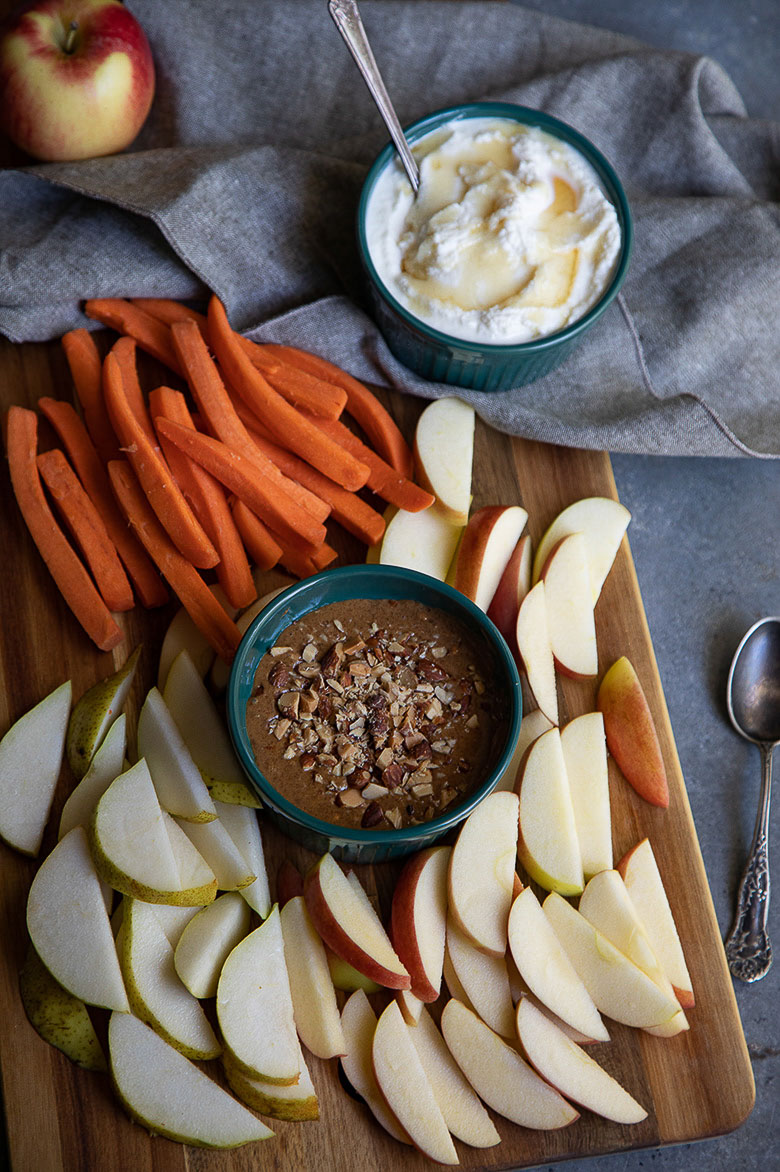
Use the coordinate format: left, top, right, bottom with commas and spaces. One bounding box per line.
121, 898, 221, 1060
66, 646, 140, 779
163, 650, 260, 807
108, 1012, 273, 1147
223, 1039, 318, 1121
448, 790, 518, 957
173, 816, 256, 890
409, 1007, 500, 1148
304, 853, 410, 990
212, 800, 271, 918
0, 679, 71, 856
598, 657, 669, 807
540, 533, 598, 678
280, 894, 347, 1059
493, 708, 553, 793
372, 1001, 458, 1165
442, 947, 475, 1012
454, 504, 529, 611
58, 712, 126, 840
413, 397, 475, 525
340, 990, 411, 1144
487, 533, 532, 644
515, 998, 647, 1124
137, 688, 217, 823
26, 827, 129, 1012
173, 892, 251, 999
515, 727, 583, 896
216, 905, 300, 1085
377, 502, 463, 581
19, 945, 107, 1072
617, 838, 694, 1008
329, 949, 382, 994
542, 892, 682, 1028
560, 712, 612, 877
446, 914, 515, 1038
532, 497, 631, 602
440, 998, 579, 1130
396, 988, 425, 1025
514, 582, 558, 725
390, 844, 450, 1001
507, 888, 608, 1042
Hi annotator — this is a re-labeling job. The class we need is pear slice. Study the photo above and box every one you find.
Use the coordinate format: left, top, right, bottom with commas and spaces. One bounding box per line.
0, 679, 71, 856
224, 1037, 319, 1121
26, 827, 129, 1012
507, 887, 609, 1042
158, 606, 217, 691
280, 895, 346, 1059
340, 989, 411, 1144
213, 800, 271, 917
174, 892, 251, 999
148, 903, 202, 948
409, 1006, 500, 1148
174, 816, 256, 890
516, 996, 647, 1123
108, 1012, 273, 1147
446, 914, 515, 1038
542, 891, 682, 1028
121, 898, 221, 1060
59, 712, 126, 840
217, 905, 300, 1085
163, 650, 259, 807
19, 945, 107, 1071
137, 688, 217, 823
66, 646, 141, 779
161, 813, 219, 905
440, 998, 578, 1130
448, 790, 518, 957
372, 1000, 458, 1165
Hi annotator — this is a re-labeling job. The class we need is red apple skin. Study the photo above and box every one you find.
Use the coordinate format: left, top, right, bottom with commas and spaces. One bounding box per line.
598, 658, 669, 808
303, 856, 411, 991
0, 0, 155, 162
389, 845, 448, 1003
487, 533, 531, 646
454, 505, 514, 603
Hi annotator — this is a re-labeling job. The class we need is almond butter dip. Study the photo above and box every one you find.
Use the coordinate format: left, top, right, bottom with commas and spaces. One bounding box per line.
365, 116, 621, 344
245, 598, 509, 831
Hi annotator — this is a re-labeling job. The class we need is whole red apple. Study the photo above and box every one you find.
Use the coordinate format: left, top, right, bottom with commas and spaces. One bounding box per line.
0, 0, 155, 162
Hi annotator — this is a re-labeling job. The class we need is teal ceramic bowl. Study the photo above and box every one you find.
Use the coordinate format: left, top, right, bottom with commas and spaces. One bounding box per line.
227, 565, 522, 864
357, 101, 632, 392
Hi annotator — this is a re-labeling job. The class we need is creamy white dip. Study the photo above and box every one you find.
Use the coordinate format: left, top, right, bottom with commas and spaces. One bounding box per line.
364, 117, 622, 345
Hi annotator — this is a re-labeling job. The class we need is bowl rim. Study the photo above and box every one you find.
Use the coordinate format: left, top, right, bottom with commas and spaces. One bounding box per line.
357, 99, 633, 354
226, 564, 523, 847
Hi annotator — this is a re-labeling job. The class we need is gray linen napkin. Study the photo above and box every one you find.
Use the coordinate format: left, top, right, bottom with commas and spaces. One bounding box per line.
1, 0, 778, 458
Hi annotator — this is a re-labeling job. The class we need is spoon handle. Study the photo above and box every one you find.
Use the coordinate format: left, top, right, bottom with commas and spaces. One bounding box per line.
328, 0, 420, 192
724, 742, 773, 981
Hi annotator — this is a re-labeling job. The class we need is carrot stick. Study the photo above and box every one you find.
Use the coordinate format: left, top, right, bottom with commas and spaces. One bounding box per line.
170, 319, 330, 525
278, 540, 339, 580
207, 296, 369, 491
37, 397, 168, 608
108, 460, 241, 663
230, 499, 284, 573
239, 340, 347, 420
149, 386, 257, 611
36, 447, 134, 613
263, 344, 414, 479
155, 417, 328, 552
108, 336, 158, 447
61, 328, 120, 464
303, 413, 434, 513
237, 412, 386, 547
103, 350, 219, 569
5, 406, 123, 651
131, 298, 209, 340
84, 299, 183, 375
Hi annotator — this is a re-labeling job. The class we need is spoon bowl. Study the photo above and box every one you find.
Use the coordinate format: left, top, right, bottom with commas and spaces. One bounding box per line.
723, 616, 780, 982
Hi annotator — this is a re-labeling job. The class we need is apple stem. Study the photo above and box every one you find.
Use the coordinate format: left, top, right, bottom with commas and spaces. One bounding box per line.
64, 21, 79, 54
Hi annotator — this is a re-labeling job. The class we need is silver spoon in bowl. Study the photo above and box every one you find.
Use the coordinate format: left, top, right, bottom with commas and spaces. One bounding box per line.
328, 0, 420, 193
723, 615, 780, 982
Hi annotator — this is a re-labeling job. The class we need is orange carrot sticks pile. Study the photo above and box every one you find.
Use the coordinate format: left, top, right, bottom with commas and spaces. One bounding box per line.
6, 292, 437, 655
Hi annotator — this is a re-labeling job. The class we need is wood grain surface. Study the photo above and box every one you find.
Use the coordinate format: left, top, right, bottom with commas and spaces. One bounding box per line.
0, 328, 755, 1172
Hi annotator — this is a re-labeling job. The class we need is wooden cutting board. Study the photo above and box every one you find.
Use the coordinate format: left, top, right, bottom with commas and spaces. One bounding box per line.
0, 333, 754, 1172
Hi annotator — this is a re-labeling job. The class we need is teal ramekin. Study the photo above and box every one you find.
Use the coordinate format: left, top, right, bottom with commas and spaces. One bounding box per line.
357, 101, 632, 393
227, 564, 522, 864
